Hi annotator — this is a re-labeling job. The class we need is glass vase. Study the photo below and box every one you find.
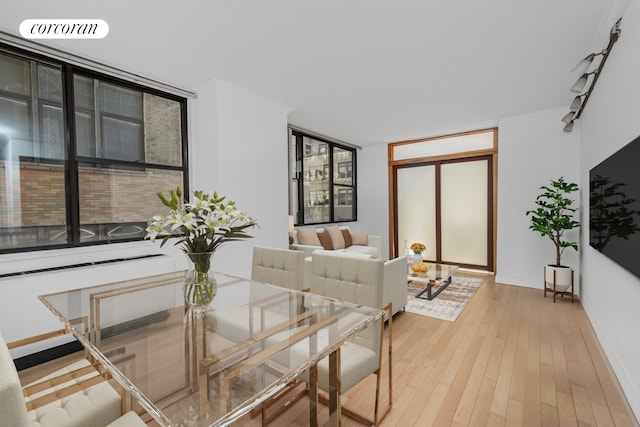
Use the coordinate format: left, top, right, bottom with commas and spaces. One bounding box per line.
408, 252, 423, 274
183, 252, 217, 310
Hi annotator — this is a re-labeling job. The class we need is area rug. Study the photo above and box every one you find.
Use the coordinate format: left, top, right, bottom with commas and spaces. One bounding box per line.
405, 276, 485, 322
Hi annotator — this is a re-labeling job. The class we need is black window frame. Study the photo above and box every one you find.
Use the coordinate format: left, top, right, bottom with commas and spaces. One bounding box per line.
289, 128, 357, 226
0, 43, 189, 254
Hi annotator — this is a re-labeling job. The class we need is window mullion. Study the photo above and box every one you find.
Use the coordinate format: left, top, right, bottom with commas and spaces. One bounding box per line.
63, 64, 80, 245
93, 80, 101, 157
328, 144, 334, 222
29, 61, 40, 158
295, 133, 303, 225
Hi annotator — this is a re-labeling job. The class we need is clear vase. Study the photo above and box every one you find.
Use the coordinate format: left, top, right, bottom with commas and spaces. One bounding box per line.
183, 252, 217, 310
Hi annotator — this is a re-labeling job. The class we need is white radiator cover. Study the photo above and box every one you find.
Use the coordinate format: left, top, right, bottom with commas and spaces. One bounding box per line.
0, 253, 177, 358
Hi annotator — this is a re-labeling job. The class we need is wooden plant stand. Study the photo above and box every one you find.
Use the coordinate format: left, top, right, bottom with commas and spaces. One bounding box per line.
544, 267, 574, 303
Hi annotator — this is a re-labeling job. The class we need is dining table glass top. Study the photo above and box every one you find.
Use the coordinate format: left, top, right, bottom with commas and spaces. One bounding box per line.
39, 270, 384, 427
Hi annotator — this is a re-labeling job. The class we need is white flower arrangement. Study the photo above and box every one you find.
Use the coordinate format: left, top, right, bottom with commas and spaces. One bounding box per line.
145, 187, 259, 254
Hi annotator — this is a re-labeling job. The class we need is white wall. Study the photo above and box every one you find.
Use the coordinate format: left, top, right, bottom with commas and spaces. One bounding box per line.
358, 142, 391, 259
193, 80, 292, 277
577, 0, 640, 419
496, 108, 581, 288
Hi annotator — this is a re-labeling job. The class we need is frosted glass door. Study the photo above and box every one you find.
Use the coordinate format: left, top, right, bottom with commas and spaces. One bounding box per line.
441, 160, 488, 266
396, 165, 436, 260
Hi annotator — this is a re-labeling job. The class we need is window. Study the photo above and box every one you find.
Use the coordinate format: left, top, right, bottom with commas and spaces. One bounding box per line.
337, 161, 352, 179
289, 128, 356, 225
336, 188, 353, 206
0, 46, 187, 253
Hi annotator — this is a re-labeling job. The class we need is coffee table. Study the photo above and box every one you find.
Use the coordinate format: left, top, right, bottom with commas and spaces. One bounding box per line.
408, 263, 459, 300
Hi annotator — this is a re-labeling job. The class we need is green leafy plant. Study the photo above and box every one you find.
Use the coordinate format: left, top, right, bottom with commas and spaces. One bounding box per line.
526, 177, 580, 266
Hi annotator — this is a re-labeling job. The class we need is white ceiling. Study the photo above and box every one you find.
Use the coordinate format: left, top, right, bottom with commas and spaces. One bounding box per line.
0, 0, 626, 145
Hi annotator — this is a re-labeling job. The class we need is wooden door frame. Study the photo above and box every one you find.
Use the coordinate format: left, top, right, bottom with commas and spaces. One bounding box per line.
388, 128, 498, 272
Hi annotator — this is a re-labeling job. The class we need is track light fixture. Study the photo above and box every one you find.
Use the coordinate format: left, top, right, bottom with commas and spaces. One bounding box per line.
570, 95, 585, 112
563, 121, 574, 133
562, 111, 575, 124
562, 18, 622, 132
570, 70, 597, 93
571, 49, 607, 75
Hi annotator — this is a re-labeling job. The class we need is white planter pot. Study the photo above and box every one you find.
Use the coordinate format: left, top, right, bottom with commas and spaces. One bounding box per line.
545, 265, 573, 292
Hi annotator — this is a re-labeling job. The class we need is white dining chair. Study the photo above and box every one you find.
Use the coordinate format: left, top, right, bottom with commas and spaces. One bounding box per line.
307, 250, 394, 426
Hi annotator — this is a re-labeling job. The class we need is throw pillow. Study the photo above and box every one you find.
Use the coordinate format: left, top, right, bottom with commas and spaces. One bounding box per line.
317, 230, 334, 250
341, 229, 353, 248
326, 225, 346, 249
351, 232, 369, 246
296, 228, 322, 246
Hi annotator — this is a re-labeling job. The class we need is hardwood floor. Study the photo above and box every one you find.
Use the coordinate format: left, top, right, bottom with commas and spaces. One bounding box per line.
289, 272, 638, 427
19, 272, 639, 426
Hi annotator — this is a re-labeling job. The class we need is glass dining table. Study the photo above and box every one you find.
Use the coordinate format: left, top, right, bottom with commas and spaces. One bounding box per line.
39, 270, 384, 427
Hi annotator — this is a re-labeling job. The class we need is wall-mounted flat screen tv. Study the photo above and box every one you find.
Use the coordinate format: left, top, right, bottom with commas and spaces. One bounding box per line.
589, 134, 640, 278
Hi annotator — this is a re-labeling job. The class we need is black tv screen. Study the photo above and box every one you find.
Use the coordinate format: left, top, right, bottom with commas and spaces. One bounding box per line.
589, 134, 640, 278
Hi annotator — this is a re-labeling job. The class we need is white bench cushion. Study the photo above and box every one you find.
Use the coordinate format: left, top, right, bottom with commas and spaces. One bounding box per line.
106, 411, 147, 427
26, 359, 121, 427
344, 245, 378, 258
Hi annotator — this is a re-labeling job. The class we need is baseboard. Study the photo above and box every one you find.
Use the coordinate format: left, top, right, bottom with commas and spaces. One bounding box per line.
581, 300, 640, 425
14, 340, 83, 371
494, 275, 540, 289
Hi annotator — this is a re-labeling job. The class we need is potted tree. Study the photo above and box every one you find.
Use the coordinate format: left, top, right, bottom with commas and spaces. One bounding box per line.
526, 177, 580, 300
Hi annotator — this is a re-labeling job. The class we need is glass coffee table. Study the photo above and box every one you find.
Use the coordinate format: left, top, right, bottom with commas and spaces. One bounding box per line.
408, 263, 459, 300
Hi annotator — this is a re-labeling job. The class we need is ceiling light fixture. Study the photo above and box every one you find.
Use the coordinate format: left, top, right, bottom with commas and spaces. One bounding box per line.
562, 18, 621, 132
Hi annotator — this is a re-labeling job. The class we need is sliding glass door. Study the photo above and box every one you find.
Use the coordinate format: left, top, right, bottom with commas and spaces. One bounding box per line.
396, 164, 437, 261
395, 156, 493, 270
441, 159, 489, 266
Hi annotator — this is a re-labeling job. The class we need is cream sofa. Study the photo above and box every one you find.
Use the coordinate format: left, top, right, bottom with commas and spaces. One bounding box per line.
290, 225, 382, 259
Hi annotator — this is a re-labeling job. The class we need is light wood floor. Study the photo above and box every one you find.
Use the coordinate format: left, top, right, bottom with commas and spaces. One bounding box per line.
19, 273, 639, 427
